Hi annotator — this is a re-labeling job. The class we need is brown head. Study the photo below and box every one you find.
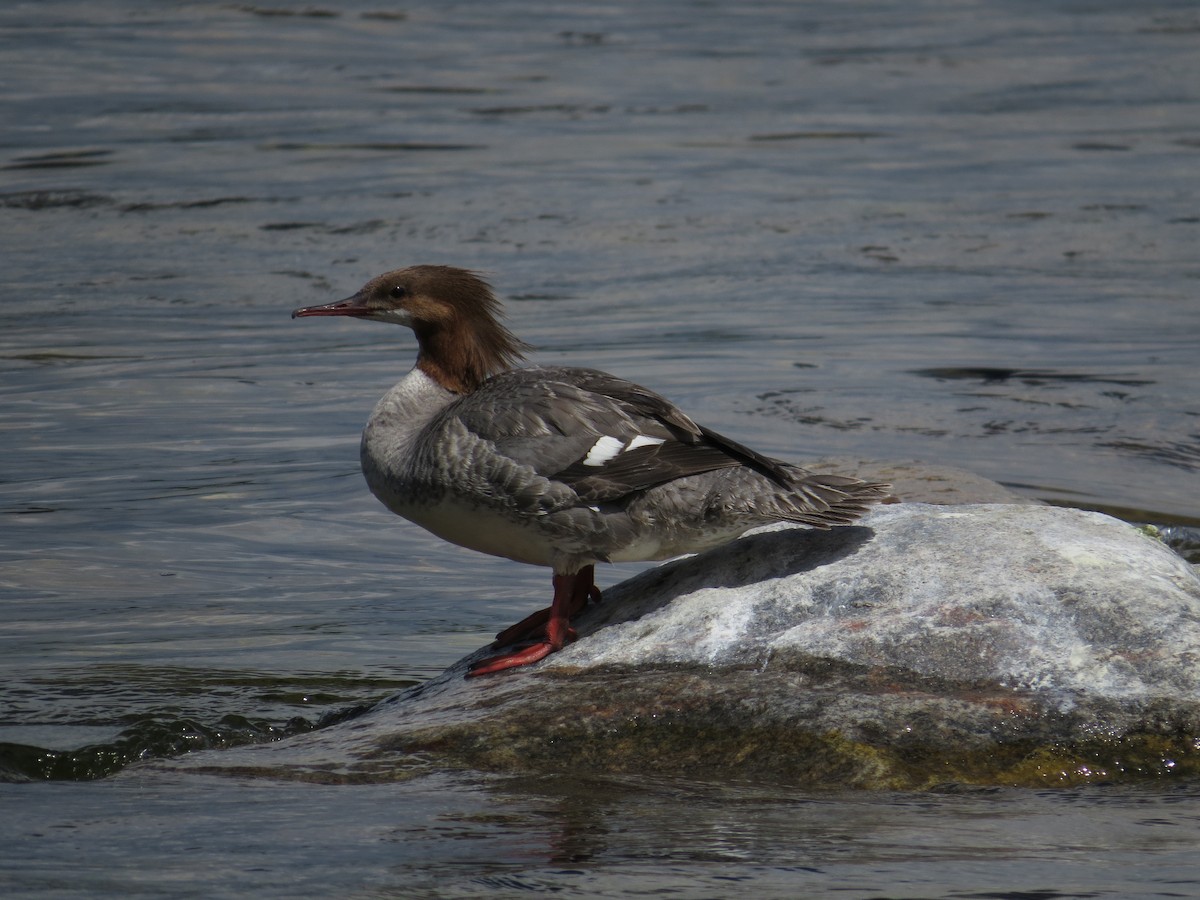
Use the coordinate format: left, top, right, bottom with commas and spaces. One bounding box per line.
292, 265, 531, 393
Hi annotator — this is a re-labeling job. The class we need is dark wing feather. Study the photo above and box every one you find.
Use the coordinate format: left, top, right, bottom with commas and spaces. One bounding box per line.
554, 438, 745, 502
449, 366, 796, 504
560, 369, 795, 486
448, 368, 669, 480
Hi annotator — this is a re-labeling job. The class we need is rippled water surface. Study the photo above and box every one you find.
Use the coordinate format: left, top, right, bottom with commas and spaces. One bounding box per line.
2, 0, 1199, 896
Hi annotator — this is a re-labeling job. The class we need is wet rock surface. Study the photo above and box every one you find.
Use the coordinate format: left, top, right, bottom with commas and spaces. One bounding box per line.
153, 497, 1200, 789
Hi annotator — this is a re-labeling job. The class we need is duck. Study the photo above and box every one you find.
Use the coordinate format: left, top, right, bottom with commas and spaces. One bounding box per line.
293, 266, 890, 676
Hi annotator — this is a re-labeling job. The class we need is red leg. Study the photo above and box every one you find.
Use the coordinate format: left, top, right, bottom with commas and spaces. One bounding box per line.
491, 606, 551, 648
490, 565, 601, 646
468, 567, 597, 677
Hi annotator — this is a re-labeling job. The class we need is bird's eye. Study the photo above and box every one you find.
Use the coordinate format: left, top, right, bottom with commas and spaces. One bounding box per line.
389, 285, 406, 299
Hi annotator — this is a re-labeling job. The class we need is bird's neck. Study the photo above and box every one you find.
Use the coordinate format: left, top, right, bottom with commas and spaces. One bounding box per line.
412, 317, 529, 394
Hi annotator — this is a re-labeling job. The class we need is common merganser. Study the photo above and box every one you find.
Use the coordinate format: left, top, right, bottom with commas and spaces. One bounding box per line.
293, 266, 889, 676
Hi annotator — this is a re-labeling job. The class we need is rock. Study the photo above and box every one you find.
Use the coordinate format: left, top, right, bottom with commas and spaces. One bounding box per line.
151, 503, 1200, 789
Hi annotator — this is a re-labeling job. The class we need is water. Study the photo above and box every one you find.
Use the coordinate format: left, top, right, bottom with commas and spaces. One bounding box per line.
2, 0, 1199, 895
8, 776, 1200, 898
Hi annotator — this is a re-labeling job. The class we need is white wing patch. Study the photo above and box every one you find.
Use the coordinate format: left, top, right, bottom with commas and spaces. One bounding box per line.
582, 435, 625, 466
625, 435, 666, 452
581, 433, 667, 467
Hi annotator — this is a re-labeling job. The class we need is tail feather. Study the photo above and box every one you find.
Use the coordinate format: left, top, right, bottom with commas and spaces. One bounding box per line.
769, 471, 892, 528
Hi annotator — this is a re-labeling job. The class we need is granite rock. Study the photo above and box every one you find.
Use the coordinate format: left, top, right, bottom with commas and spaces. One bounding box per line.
151, 502, 1200, 789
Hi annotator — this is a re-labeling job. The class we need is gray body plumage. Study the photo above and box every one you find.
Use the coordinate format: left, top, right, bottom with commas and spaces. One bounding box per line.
361, 363, 884, 575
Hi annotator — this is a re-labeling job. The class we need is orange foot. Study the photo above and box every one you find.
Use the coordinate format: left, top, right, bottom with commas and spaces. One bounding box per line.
467, 566, 599, 677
